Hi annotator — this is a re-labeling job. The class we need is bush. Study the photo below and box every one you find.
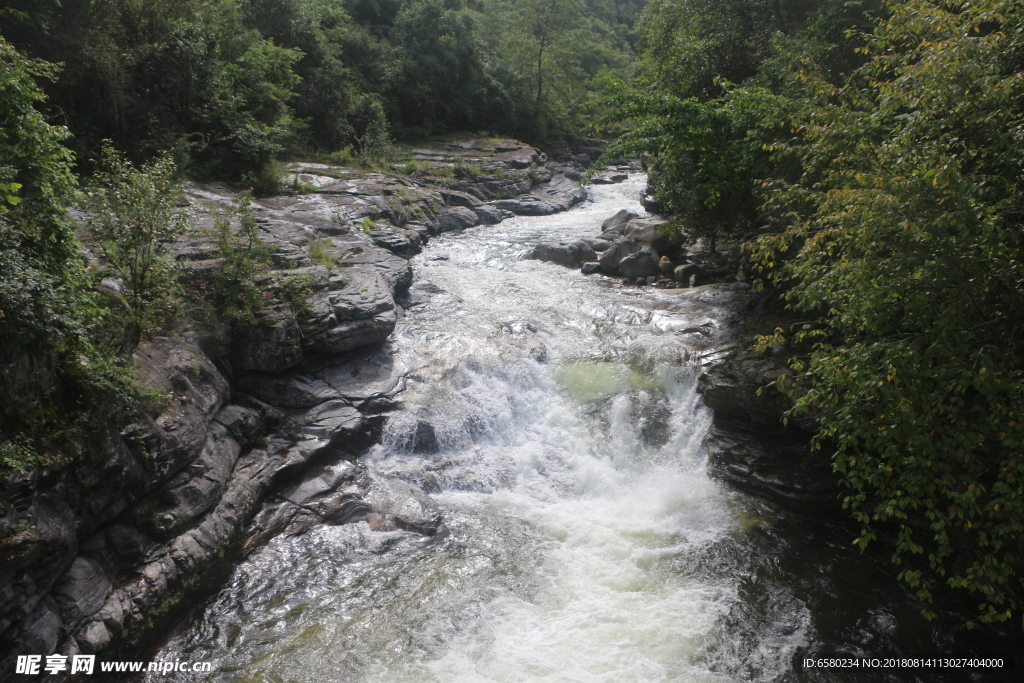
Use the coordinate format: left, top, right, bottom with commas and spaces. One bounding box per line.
750, 0, 1024, 624
81, 145, 192, 345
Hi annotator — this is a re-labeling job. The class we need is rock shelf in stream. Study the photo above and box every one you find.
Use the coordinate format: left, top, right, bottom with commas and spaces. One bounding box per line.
0, 135, 591, 678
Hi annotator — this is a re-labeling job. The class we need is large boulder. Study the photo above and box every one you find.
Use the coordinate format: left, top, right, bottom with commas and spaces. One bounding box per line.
526, 241, 598, 268
601, 209, 639, 233
673, 263, 706, 287
617, 250, 662, 279
597, 239, 644, 274
623, 218, 677, 254
435, 206, 480, 232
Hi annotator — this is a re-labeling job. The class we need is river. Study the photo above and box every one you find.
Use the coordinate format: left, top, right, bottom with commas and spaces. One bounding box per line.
148, 175, 1015, 682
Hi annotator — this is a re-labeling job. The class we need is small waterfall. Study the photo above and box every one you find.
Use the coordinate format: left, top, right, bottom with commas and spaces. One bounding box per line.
149, 174, 991, 683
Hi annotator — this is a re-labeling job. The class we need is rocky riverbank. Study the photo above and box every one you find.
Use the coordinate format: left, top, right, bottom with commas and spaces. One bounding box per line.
0, 136, 587, 678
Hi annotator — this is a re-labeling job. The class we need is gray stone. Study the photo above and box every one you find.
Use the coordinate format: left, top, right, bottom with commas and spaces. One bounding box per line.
21, 597, 61, 655
438, 189, 482, 208
659, 255, 675, 275
673, 263, 705, 286
601, 209, 639, 232
230, 304, 303, 373
76, 620, 111, 653
235, 374, 338, 409
144, 424, 241, 537
583, 238, 612, 252
308, 310, 396, 354
327, 270, 394, 321
298, 400, 365, 444
526, 241, 598, 268
597, 239, 644, 274
436, 206, 480, 232
53, 557, 113, 622
213, 404, 262, 444
472, 205, 504, 225
367, 476, 444, 536
308, 346, 406, 407
581, 262, 601, 275
623, 218, 677, 254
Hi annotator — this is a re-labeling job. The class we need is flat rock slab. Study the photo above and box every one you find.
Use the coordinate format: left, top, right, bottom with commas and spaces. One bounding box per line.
307, 345, 407, 408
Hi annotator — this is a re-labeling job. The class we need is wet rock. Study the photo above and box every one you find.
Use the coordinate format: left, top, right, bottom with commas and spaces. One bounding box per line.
659, 256, 675, 275
436, 206, 480, 232
598, 239, 644, 274
235, 374, 338, 409
367, 476, 444, 536
610, 174, 629, 183
674, 263, 706, 286
618, 251, 662, 279
601, 209, 638, 232
412, 421, 439, 454
699, 308, 839, 512
473, 205, 504, 225
308, 345, 407, 410
623, 218, 677, 254
298, 400, 365, 444
53, 557, 113, 623
526, 241, 598, 268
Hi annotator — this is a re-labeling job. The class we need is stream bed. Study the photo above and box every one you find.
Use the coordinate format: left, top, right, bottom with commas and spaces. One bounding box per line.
149, 176, 1016, 682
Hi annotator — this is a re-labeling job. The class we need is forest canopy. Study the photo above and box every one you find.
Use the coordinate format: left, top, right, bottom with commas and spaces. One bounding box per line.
597, 0, 1024, 625
0, 0, 642, 186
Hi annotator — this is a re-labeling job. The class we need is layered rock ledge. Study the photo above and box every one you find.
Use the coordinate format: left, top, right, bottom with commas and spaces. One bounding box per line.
0, 135, 586, 677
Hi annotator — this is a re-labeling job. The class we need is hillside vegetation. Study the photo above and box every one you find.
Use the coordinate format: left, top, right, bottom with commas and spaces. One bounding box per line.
601, 0, 1024, 625
2, 0, 641, 186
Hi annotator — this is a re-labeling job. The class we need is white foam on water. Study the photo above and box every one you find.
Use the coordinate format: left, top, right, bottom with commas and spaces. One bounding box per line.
150, 175, 811, 683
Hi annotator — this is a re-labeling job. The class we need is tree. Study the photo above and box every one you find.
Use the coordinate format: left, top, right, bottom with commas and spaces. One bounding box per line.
83, 146, 192, 345
749, 0, 1024, 624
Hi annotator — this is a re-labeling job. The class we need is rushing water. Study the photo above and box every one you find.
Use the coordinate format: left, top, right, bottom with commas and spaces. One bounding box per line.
151, 176, 1017, 682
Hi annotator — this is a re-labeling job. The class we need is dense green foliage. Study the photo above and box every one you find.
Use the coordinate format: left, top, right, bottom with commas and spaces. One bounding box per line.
1, 0, 642, 182
0, 40, 150, 474
83, 147, 193, 343
596, 0, 877, 246
607, 0, 1024, 623
750, 0, 1024, 625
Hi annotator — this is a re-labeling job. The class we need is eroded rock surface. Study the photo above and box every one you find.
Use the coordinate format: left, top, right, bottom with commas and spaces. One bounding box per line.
0, 133, 590, 678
